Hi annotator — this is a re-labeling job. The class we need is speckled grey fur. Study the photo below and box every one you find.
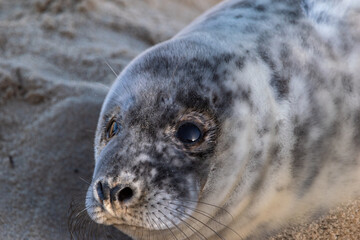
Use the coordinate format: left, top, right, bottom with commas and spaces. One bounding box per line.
86, 0, 360, 239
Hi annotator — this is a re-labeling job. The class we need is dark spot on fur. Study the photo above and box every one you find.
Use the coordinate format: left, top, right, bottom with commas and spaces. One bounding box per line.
223, 54, 233, 63
270, 144, 280, 163
254, 151, 262, 159
334, 97, 342, 107
291, 119, 310, 177
342, 74, 353, 93
257, 126, 269, 136
270, 73, 289, 98
302, 1, 310, 15
251, 177, 262, 192
176, 90, 209, 112
242, 88, 251, 101
328, 121, 340, 137
235, 57, 245, 69
258, 46, 276, 71
234, 14, 243, 19
353, 110, 360, 145
279, 43, 291, 67
258, 40, 290, 99
212, 93, 218, 105
275, 121, 282, 134
212, 73, 219, 82
231, 1, 254, 9
255, 4, 266, 12
140, 55, 174, 76
8, 155, 14, 169
302, 166, 320, 191
276, 9, 301, 24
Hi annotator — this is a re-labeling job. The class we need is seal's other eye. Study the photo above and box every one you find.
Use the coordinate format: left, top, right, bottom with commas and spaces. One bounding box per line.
176, 122, 202, 144
106, 119, 120, 140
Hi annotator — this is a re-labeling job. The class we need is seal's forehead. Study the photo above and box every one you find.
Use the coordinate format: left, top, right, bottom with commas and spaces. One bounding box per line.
101, 37, 240, 118
102, 75, 172, 117
101, 50, 196, 114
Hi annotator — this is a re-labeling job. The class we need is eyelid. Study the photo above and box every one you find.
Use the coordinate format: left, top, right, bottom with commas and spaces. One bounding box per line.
105, 118, 119, 140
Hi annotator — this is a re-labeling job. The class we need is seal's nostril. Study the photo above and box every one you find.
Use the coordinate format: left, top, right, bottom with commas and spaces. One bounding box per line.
118, 187, 133, 202
96, 181, 105, 202
96, 181, 110, 202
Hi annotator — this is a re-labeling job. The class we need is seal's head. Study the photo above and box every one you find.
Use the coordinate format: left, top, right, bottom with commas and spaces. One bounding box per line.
82, 0, 360, 239
85, 39, 239, 239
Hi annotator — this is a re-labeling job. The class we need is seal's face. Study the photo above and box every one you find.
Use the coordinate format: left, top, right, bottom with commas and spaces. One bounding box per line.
85, 40, 232, 238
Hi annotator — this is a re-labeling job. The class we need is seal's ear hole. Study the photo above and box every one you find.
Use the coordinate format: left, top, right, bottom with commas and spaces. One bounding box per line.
212, 93, 218, 105
157, 92, 171, 105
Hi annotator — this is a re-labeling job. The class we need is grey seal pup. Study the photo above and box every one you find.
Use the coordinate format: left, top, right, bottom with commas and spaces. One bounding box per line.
85, 0, 360, 239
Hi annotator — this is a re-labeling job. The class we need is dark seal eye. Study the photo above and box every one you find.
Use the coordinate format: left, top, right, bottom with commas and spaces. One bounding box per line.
106, 119, 120, 139
176, 122, 202, 144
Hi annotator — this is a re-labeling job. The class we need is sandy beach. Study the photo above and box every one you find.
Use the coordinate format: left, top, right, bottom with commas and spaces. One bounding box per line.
0, 0, 358, 239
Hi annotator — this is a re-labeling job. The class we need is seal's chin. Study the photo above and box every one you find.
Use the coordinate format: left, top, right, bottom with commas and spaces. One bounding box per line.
113, 224, 179, 240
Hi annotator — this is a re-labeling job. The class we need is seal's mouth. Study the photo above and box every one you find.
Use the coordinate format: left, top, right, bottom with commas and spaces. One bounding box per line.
69, 190, 239, 240
86, 185, 199, 230
83, 171, 201, 233
112, 223, 180, 239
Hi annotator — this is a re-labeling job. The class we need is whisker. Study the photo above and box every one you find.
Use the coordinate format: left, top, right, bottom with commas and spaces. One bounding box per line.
140, 217, 146, 240
158, 209, 190, 240
167, 210, 207, 240
175, 211, 207, 236
79, 176, 91, 186
92, 81, 111, 90
170, 202, 242, 239
68, 198, 110, 240
144, 213, 153, 240
103, 58, 119, 77
145, 202, 156, 240
76, 206, 91, 218
159, 203, 225, 240
127, 218, 143, 240
147, 212, 167, 240
180, 199, 234, 220
155, 213, 179, 240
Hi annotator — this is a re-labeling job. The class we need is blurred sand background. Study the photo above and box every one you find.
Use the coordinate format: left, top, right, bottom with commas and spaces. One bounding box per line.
0, 0, 358, 239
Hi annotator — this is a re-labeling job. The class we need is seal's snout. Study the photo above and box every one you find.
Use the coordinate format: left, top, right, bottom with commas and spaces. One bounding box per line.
94, 179, 135, 205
